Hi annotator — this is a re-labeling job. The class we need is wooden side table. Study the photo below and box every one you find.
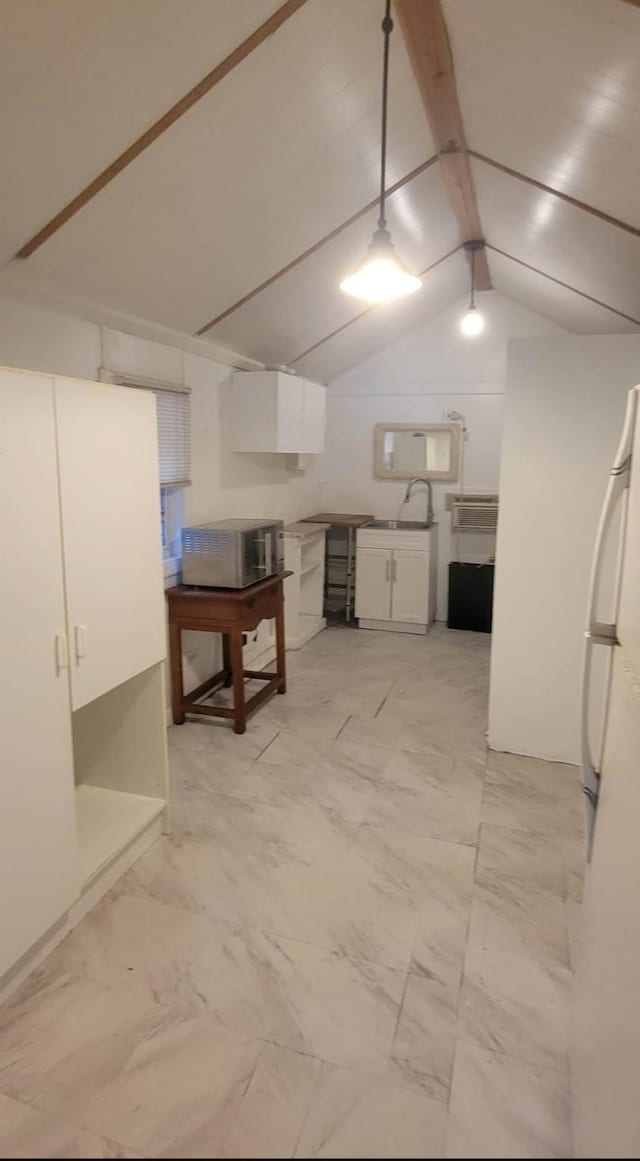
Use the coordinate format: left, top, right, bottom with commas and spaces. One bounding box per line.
166, 571, 291, 735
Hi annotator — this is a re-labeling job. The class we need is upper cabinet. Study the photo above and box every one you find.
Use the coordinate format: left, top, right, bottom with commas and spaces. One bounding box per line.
54, 378, 166, 709
0, 370, 78, 976
227, 371, 326, 455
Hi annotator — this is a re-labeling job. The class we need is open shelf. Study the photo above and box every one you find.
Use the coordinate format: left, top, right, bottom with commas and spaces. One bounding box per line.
75, 784, 165, 888
301, 560, 322, 577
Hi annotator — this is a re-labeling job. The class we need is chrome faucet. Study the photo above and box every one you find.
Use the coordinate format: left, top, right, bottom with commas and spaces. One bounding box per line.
403, 477, 434, 526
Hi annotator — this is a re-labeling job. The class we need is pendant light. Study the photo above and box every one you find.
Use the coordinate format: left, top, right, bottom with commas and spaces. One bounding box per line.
460, 240, 485, 336
340, 0, 421, 304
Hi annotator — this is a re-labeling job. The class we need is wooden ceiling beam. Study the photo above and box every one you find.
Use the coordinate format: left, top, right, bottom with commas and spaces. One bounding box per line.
195, 155, 438, 335
15, 0, 309, 259
394, 0, 491, 289
288, 245, 461, 366
470, 151, 640, 238
486, 244, 640, 327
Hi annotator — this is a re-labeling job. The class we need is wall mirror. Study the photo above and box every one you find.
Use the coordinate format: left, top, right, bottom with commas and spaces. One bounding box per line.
373, 422, 461, 481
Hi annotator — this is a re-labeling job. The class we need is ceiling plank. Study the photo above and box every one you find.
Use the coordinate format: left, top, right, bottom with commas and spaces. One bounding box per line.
288, 245, 461, 366
15, 0, 310, 260
195, 155, 438, 336
486, 244, 640, 327
394, 0, 491, 289
470, 151, 640, 238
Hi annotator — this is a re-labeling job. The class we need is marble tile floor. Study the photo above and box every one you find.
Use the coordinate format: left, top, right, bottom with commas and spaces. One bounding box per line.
0, 625, 582, 1158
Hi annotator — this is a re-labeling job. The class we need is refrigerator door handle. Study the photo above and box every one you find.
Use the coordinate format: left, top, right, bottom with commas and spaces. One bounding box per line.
580, 388, 637, 857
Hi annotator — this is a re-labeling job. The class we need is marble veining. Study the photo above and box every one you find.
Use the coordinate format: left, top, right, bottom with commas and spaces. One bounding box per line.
0, 624, 579, 1158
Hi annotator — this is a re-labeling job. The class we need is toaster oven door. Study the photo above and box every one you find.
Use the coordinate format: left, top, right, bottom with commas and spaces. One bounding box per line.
242, 526, 282, 585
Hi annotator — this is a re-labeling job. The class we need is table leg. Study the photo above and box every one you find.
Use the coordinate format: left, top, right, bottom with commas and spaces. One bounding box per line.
275, 600, 287, 695
169, 622, 186, 725
222, 632, 232, 687
230, 628, 247, 734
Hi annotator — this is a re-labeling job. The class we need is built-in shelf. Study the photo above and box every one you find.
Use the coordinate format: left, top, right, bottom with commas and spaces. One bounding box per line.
284, 524, 327, 650
301, 560, 322, 577
75, 784, 165, 889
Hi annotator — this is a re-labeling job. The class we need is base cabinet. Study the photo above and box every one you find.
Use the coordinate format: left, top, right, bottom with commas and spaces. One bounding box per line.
0, 366, 169, 994
354, 547, 391, 621
356, 527, 437, 634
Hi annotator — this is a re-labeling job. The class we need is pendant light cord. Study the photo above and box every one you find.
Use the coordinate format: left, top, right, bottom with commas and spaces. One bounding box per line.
470, 248, 476, 309
378, 0, 393, 230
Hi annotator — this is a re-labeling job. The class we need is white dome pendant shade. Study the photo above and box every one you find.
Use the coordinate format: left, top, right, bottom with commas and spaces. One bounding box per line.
340, 227, 422, 304
339, 0, 422, 305
460, 305, 485, 336
460, 240, 486, 337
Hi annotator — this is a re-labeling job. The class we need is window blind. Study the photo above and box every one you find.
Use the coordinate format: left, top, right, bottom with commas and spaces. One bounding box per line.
99, 368, 191, 487
153, 387, 191, 487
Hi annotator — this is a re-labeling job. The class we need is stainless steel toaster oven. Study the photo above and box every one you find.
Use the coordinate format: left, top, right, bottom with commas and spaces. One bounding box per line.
181, 518, 284, 588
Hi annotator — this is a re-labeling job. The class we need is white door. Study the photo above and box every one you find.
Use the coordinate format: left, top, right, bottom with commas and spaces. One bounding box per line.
572, 393, 640, 1156
0, 370, 77, 976
617, 393, 640, 676
391, 550, 429, 624
276, 374, 305, 452
302, 381, 326, 454
54, 378, 166, 709
355, 548, 391, 620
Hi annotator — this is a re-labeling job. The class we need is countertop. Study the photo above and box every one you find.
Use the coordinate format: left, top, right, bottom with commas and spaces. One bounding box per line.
302, 512, 374, 528
283, 521, 331, 539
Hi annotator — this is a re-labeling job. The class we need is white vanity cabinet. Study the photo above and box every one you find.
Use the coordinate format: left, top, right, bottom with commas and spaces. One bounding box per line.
0, 366, 168, 994
355, 526, 437, 633
227, 371, 326, 454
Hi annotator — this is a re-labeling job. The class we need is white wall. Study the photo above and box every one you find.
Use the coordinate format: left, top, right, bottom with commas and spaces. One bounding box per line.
489, 334, 640, 765
320, 292, 562, 620
0, 295, 321, 695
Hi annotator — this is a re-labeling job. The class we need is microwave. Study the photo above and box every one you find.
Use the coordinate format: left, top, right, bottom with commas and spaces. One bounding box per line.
181, 518, 284, 588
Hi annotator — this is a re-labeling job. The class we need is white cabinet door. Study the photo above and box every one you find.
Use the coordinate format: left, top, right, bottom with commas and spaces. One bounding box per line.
276, 375, 305, 452
302, 380, 326, 453
356, 548, 392, 620
55, 379, 166, 709
391, 550, 430, 624
0, 370, 77, 976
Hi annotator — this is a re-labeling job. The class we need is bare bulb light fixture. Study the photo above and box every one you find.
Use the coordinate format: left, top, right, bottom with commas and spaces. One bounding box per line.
460, 240, 485, 336
340, 0, 421, 304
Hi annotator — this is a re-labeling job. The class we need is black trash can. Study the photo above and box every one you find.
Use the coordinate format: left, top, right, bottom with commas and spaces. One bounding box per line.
447, 562, 495, 633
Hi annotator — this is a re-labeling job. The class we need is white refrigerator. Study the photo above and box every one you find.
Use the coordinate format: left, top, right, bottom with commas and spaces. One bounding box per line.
573, 385, 640, 1157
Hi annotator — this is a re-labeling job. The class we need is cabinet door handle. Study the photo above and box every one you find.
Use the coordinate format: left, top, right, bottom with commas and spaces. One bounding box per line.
385, 558, 391, 582
392, 557, 397, 582
55, 634, 69, 672
74, 624, 87, 660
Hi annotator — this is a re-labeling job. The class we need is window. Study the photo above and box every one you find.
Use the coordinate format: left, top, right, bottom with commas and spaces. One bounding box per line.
99, 368, 191, 567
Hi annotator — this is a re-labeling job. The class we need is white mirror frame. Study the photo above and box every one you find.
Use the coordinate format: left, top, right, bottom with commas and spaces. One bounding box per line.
373, 422, 461, 481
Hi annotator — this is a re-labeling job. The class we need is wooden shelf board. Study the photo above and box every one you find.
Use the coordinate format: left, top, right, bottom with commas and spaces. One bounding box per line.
75, 784, 165, 889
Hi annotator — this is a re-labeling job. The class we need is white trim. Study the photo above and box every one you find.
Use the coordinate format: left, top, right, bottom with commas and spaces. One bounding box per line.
98, 367, 189, 393
359, 618, 429, 635
0, 274, 264, 370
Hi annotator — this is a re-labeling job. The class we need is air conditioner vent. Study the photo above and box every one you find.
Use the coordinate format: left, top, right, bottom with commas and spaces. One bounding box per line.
451, 494, 499, 533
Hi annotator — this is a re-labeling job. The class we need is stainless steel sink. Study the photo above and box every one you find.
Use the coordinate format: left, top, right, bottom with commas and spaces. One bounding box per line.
364, 519, 431, 530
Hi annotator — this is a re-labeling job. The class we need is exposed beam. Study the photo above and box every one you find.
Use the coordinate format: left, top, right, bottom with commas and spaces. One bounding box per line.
15, 0, 309, 260
486, 244, 640, 327
195, 155, 438, 335
288, 245, 461, 366
394, 0, 491, 289
470, 151, 640, 238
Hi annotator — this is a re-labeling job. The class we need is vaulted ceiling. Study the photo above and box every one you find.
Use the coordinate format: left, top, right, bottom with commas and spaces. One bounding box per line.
0, 0, 638, 380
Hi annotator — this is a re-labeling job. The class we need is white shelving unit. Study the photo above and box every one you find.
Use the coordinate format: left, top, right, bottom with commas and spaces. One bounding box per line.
284, 522, 329, 649
75, 785, 165, 888
0, 366, 169, 997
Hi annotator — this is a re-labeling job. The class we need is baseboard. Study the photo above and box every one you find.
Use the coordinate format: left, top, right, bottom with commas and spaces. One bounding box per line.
286, 616, 326, 651
359, 618, 429, 635
0, 812, 165, 1005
